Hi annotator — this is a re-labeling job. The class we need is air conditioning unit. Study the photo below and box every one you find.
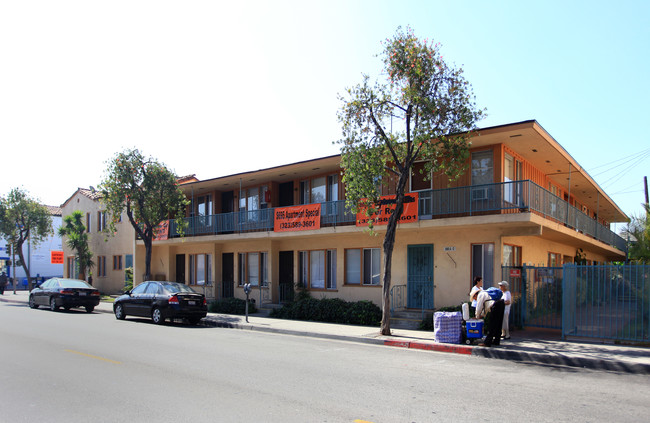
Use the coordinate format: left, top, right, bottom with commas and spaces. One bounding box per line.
472, 187, 489, 201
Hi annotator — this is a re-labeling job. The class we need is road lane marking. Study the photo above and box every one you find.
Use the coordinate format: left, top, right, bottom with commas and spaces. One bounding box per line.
64, 349, 122, 365
354, 420, 374, 423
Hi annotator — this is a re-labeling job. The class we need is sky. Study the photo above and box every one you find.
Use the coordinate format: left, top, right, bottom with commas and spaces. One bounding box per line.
1, 0, 649, 231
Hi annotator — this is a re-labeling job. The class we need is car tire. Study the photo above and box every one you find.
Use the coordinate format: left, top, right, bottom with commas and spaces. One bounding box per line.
188, 316, 202, 325
114, 303, 126, 320
49, 297, 59, 312
152, 307, 165, 325
85, 306, 94, 313
29, 295, 39, 309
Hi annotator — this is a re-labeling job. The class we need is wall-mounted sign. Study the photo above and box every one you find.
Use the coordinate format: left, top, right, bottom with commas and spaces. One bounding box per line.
509, 268, 522, 278
51, 251, 64, 264
274, 204, 321, 232
356, 193, 419, 227
444, 247, 456, 252
153, 220, 170, 241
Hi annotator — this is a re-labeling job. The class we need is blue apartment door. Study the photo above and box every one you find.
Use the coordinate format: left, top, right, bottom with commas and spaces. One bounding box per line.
407, 244, 434, 309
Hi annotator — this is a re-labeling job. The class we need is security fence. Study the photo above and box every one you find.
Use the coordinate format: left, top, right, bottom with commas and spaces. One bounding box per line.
502, 264, 650, 342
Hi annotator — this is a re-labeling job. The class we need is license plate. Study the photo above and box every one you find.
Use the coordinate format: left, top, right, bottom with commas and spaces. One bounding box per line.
188, 301, 196, 305
79, 292, 87, 296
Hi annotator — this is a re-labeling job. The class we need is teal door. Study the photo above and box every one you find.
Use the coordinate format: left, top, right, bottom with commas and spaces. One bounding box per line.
407, 245, 434, 309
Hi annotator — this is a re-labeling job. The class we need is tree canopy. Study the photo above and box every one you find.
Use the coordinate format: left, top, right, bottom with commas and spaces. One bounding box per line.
337, 27, 484, 335
624, 204, 650, 264
0, 188, 53, 289
58, 210, 93, 281
99, 149, 189, 282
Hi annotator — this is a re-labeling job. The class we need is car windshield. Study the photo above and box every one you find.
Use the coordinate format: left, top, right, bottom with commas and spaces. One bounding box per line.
159, 282, 198, 294
60, 279, 94, 289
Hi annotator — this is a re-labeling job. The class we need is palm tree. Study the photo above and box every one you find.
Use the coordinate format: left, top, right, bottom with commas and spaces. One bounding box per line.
58, 210, 94, 281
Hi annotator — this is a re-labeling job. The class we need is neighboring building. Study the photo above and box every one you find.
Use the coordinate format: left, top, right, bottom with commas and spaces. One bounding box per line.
0, 206, 64, 285
135, 120, 628, 309
60, 188, 135, 294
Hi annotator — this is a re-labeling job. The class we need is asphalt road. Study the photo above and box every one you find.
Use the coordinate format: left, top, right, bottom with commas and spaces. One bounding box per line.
1, 301, 648, 423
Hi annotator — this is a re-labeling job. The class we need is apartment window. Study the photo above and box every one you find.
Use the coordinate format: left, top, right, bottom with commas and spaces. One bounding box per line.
548, 252, 561, 267
113, 255, 123, 271
298, 250, 336, 290
502, 245, 522, 267
237, 252, 268, 287
196, 195, 213, 217
97, 256, 106, 277
472, 243, 494, 288
98, 211, 106, 232
189, 254, 212, 285
299, 175, 339, 205
86, 213, 92, 233
411, 161, 430, 191
471, 151, 494, 185
345, 248, 380, 285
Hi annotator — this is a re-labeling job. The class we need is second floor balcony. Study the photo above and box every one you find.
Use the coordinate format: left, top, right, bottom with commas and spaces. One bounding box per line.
167, 180, 627, 253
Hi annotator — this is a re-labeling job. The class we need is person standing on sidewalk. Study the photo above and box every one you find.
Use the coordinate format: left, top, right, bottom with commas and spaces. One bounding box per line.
0, 271, 7, 295
499, 281, 512, 340
475, 287, 505, 347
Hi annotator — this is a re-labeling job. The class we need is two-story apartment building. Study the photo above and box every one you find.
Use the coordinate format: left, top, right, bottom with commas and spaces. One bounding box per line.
135, 120, 628, 310
61, 188, 135, 294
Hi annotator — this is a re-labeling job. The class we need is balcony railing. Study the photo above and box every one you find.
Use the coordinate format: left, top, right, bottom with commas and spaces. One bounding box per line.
168, 181, 626, 253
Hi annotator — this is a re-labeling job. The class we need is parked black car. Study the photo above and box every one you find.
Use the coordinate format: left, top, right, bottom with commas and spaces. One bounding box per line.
113, 281, 207, 325
29, 278, 100, 313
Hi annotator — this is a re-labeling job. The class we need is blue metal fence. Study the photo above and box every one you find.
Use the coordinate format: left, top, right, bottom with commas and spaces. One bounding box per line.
563, 264, 649, 342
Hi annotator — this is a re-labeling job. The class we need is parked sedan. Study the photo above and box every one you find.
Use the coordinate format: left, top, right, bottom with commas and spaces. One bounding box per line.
113, 281, 207, 325
29, 278, 100, 313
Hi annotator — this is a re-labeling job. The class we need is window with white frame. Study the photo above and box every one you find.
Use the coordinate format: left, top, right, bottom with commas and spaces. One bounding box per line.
345, 248, 380, 285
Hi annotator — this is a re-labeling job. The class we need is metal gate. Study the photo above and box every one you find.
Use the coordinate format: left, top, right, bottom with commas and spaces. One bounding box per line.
501, 265, 563, 329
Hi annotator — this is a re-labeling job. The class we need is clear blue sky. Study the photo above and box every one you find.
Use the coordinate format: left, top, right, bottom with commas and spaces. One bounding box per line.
1, 0, 648, 229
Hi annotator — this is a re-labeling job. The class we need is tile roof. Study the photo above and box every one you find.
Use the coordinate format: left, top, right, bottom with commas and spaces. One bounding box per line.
44, 205, 62, 216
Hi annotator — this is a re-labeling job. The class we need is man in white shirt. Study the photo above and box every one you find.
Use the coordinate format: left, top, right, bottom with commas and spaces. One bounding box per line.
474, 288, 505, 347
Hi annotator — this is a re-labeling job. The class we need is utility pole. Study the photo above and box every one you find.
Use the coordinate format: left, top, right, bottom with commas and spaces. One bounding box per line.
644, 176, 649, 208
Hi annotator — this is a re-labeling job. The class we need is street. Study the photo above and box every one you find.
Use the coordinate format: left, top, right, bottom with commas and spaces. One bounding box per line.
1, 301, 648, 423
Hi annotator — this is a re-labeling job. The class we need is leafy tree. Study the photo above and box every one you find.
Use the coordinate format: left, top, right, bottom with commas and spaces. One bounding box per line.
0, 188, 53, 290
99, 149, 189, 282
58, 210, 94, 281
624, 204, 650, 263
337, 27, 484, 335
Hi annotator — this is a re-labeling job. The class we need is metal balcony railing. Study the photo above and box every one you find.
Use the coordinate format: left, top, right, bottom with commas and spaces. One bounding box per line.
167, 180, 626, 253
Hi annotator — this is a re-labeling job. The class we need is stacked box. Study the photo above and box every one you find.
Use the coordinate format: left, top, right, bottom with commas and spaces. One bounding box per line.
433, 311, 463, 344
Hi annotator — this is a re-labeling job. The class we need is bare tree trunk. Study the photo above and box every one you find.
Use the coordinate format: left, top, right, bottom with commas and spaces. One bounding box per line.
379, 172, 409, 336
15, 242, 32, 291
144, 236, 152, 282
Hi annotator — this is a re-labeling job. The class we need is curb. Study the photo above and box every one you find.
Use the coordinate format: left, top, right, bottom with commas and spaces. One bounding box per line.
472, 346, 650, 375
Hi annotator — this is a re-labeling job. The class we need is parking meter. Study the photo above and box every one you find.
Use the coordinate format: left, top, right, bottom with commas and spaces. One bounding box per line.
243, 283, 251, 322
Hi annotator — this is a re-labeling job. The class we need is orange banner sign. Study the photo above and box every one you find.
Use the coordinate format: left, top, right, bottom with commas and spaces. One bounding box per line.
356, 193, 419, 227
153, 220, 170, 241
274, 204, 321, 232
51, 251, 64, 264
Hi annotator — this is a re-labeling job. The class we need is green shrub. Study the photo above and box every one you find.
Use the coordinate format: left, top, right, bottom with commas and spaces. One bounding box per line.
270, 296, 381, 326
209, 297, 257, 315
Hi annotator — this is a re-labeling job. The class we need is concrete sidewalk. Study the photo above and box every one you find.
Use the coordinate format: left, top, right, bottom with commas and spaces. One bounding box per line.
2, 290, 649, 374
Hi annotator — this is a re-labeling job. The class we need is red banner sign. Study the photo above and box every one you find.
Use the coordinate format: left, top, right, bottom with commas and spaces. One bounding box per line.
153, 220, 170, 241
274, 204, 321, 232
51, 251, 64, 264
356, 193, 419, 227
509, 268, 522, 278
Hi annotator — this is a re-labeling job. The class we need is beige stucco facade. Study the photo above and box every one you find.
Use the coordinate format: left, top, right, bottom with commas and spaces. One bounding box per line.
135, 121, 628, 310
61, 189, 135, 294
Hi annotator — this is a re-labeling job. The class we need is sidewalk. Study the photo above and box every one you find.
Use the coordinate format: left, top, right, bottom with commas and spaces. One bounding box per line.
2, 290, 649, 374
